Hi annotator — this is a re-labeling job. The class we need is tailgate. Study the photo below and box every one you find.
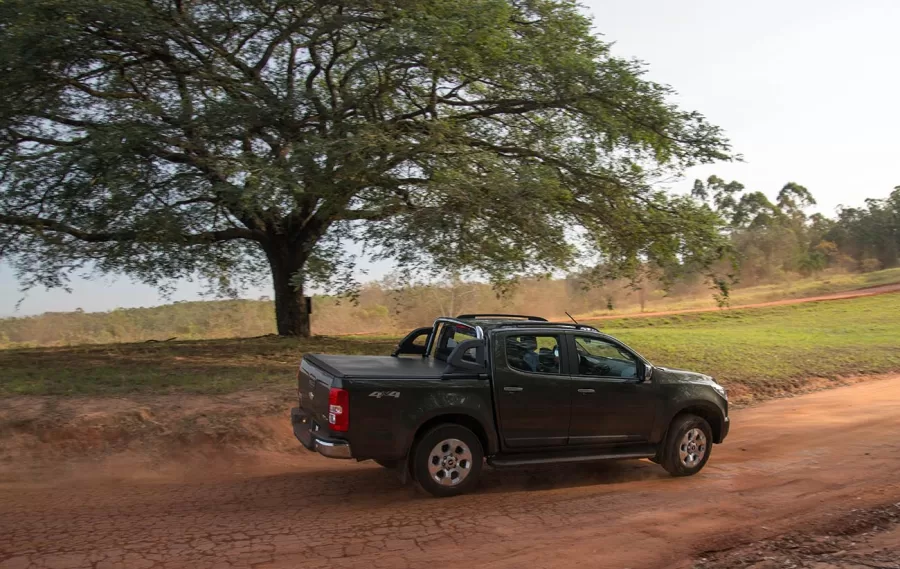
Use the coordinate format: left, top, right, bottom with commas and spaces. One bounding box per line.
297, 358, 335, 428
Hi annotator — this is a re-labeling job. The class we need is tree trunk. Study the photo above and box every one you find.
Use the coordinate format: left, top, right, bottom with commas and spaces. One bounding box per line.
263, 240, 311, 337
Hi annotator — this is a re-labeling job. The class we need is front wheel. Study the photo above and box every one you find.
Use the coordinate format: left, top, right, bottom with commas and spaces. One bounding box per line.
412, 424, 484, 498
661, 414, 713, 477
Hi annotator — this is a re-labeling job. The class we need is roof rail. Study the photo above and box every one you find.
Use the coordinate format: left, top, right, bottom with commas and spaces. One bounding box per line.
456, 313, 548, 322
494, 321, 600, 332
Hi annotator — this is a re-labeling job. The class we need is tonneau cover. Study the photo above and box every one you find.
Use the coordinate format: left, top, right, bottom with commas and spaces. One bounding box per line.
304, 354, 448, 379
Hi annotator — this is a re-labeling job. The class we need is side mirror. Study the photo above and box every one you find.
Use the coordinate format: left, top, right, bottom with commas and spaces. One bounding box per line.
444, 339, 488, 375
643, 363, 654, 382
391, 327, 432, 357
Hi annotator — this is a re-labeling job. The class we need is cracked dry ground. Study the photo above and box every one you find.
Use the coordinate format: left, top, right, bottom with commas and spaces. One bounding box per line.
696, 502, 900, 569
2, 376, 900, 569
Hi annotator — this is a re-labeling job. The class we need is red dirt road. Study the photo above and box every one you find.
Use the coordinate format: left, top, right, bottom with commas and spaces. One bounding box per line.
3, 376, 900, 569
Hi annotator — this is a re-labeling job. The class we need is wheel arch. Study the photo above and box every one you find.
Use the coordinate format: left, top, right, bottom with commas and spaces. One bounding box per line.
668, 401, 726, 443
409, 412, 495, 458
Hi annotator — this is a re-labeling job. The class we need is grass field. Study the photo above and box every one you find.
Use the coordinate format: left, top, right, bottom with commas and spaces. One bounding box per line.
1, 292, 898, 402
594, 293, 900, 402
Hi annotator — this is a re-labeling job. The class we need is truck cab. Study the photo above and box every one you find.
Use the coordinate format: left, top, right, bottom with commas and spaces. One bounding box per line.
291, 314, 729, 497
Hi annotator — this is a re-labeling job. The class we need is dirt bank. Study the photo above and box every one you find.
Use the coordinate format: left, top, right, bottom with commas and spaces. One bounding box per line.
0, 391, 297, 480
2, 375, 900, 568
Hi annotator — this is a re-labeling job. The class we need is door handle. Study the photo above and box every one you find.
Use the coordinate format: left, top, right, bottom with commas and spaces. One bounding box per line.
577, 388, 596, 394
504, 386, 524, 392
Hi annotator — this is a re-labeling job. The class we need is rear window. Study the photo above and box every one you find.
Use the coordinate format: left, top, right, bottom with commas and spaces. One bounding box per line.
433, 322, 477, 361
505, 334, 561, 374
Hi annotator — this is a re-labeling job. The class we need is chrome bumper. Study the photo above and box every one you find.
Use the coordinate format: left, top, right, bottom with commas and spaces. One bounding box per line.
291, 407, 352, 459
313, 438, 352, 459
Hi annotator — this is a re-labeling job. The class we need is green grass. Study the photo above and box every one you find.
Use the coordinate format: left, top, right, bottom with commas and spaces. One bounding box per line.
1, 293, 899, 402
591, 292, 900, 402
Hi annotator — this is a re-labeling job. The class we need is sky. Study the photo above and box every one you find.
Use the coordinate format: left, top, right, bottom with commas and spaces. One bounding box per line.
2, 0, 898, 317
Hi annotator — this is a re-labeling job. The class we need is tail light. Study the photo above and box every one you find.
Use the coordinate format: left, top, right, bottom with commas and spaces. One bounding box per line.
328, 387, 349, 432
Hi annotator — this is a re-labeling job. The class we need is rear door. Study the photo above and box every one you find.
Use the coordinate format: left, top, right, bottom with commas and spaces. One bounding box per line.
565, 333, 657, 445
491, 331, 571, 448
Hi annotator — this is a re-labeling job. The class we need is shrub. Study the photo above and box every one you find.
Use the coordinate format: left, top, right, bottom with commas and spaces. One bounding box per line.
860, 258, 883, 273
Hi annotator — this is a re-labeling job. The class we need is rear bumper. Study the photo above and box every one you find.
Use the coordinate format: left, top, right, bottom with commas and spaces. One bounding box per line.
313, 438, 353, 459
291, 407, 352, 459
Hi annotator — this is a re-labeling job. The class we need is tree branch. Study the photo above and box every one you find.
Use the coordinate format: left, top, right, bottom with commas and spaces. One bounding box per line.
0, 213, 256, 244
64, 79, 144, 101
335, 205, 410, 221
6, 129, 87, 148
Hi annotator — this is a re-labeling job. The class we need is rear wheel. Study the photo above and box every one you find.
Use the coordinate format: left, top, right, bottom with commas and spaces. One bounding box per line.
661, 414, 713, 477
412, 424, 483, 498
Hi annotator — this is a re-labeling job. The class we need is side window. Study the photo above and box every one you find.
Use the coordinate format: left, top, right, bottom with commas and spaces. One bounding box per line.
505, 335, 561, 374
573, 336, 638, 379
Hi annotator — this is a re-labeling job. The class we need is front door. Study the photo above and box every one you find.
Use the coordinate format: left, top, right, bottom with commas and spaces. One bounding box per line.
492, 332, 571, 448
566, 333, 657, 445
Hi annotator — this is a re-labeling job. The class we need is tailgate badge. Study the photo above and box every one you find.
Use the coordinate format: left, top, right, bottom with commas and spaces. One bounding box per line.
369, 391, 401, 399
309, 392, 315, 400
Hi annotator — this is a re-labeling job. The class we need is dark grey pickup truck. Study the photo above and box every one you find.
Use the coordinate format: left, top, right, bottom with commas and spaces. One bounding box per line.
291, 314, 729, 497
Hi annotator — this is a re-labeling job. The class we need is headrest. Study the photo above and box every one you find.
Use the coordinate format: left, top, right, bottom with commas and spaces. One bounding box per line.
517, 335, 537, 350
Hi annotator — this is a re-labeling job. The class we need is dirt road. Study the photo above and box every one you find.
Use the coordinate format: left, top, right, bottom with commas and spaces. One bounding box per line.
3, 376, 900, 569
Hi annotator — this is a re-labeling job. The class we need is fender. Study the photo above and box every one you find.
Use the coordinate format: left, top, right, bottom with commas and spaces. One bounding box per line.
656, 399, 727, 444
404, 403, 500, 456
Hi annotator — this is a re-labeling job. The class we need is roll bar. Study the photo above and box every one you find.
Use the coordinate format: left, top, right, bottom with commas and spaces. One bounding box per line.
456, 313, 548, 321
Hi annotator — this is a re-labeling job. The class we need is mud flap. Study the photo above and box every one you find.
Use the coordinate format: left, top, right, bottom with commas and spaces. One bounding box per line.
397, 455, 411, 485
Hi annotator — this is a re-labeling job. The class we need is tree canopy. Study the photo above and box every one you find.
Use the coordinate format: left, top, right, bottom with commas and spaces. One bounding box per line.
0, 0, 732, 335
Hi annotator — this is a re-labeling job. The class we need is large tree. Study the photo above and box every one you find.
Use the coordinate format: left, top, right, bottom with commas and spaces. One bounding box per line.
0, 0, 731, 336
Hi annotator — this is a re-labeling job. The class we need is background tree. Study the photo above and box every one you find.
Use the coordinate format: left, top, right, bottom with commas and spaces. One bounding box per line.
0, 0, 731, 336
693, 176, 900, 281
693, 177, 813, 283
827, 188, 900, 269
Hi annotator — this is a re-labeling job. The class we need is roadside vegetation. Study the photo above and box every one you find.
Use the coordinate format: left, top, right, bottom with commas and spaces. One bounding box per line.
2, 293, 897, 403
582, 267, 900, 317
2, 267, 899, 348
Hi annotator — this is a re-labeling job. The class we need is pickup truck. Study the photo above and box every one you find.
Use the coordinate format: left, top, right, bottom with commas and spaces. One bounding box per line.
291, 314, 729, 497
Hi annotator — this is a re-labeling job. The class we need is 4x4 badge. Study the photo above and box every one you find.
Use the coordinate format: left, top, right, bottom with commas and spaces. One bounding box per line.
369, 391, 400, 399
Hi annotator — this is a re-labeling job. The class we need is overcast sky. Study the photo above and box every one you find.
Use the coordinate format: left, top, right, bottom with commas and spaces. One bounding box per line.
2, 0, 898, 317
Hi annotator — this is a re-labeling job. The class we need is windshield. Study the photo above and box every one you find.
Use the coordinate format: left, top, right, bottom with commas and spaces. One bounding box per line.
430, 320, 478, 362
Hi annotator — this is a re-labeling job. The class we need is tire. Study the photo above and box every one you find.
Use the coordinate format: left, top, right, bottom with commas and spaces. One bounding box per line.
412, 424, 484, 498
661, 414, 713, 477
373, 459, 400, 469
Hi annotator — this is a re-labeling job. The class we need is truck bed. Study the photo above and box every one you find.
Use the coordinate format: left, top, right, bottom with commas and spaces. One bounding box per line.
304, 354, 448, 379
